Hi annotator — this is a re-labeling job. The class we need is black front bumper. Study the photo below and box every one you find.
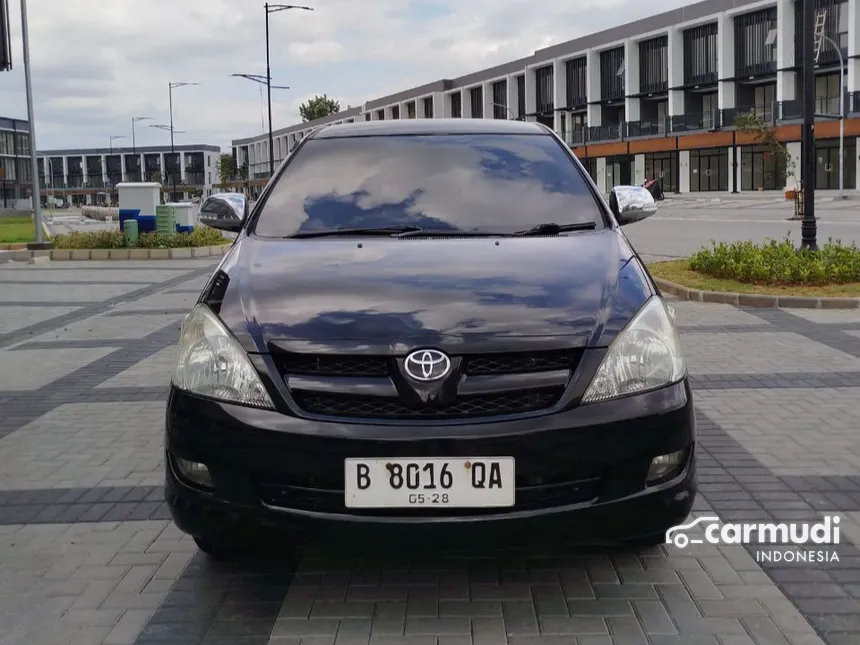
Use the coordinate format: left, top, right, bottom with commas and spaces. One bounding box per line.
164, 379, 696, 544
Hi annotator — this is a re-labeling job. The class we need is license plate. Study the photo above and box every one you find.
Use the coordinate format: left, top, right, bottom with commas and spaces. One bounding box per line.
344, 457, 515, 508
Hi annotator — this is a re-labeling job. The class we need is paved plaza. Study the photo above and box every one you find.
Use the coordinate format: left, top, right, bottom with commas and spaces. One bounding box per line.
1, 210, 860, 644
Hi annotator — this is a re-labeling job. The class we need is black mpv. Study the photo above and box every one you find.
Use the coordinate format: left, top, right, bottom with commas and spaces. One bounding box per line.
166, 119, 696, 557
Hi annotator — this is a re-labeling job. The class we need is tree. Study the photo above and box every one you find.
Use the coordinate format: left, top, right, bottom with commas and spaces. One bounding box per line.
299, 94, 340, 122
734, 112, 801, 218
150, 170, 162, 185
215, 153, 236, 186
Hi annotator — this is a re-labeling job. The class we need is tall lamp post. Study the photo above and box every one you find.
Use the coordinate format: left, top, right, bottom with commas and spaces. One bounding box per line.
131, 116, 152, 154
150, 124, 185, 194
109, 135, 125, 155
231, 73, 290, 174
800, 0, 817, 250
264, 3, 314, 176
19, 0, 44, 245
167, 81, 198, 200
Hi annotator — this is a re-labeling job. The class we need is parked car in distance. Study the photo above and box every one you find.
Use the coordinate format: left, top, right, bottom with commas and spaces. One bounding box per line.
165, 118, 695, 557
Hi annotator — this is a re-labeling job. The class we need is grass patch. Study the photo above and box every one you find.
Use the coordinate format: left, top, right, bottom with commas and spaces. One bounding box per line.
649, 259, 860, 297
0, 216, 37, 243
52, 226, 228, 249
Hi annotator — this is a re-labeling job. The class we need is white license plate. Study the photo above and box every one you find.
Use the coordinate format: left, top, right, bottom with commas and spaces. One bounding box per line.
344, 457, 515, 508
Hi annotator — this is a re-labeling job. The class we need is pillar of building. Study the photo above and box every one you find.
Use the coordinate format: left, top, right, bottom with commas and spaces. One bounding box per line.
678, 150, 691, 192
586, 49, 602, 126
667, 27, 685, 115
717, 13, 736, 110
431, 92, 444, 119
553, 58, 567, 134
507, 75, 518, 119
634, 153, 646, 184
524, 68, 537, 121
625, 39, 641, 122
848, 0, 860, 94
596, 157, 608, 192
777, 0, 797, 102
482, 81, 494, 119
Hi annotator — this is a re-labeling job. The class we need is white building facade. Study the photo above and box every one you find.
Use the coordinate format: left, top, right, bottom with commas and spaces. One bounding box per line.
232, 0, 860, 195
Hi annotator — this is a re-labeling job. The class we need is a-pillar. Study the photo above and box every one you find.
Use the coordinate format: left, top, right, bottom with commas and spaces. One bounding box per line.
667, 27, 685, 116
717, 13, 736, 110
553, 58, 567, 134
777, 0, 797, 102
625, 39, 640, 123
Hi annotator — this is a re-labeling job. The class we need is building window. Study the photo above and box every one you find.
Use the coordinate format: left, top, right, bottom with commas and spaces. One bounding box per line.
391, 105, 400, 119
702, 92, 718, 128
365, 113, 371, 121
423, 97, 434, 118
565, 58, 587, 108
690, 147, 728, 191
683, 22, 718, 86
376, 109, 385, 120
815, 138, 856, 189
795, 0, 848, 68
535, 65, 554, 115
639, 37, 668, 94
741, 143, 786, 190
470, 86, 483, 118
516, 75, 525, 118
734, 8, 777, 77
406, 101, 416, 118
751, 82, 776, 121
815, 73, 840, 115
600, 47, 625, 102
492, 80, 507, 119
644, 152, 678, 193
450, 92, 462, 118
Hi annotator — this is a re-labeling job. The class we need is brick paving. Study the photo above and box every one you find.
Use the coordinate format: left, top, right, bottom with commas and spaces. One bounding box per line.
0, 258, 858, 644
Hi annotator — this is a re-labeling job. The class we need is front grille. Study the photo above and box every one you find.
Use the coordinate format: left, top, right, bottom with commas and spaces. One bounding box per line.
293, 389, 561, 419
257, 476, 602, 516
271, 349, 576, 378
466, 350, 577, 375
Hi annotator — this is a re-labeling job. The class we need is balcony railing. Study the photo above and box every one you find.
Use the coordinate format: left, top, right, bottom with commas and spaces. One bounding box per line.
587, 124, 623, 142
670, 112, 718, 133
125, 172, 143, 182
86, 178, 105, 189
626, 118, 668, 137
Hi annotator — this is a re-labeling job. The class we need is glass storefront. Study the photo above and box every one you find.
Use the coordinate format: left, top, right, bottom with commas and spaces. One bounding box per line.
605, 155, 633, 190
740, 144, 786, 191
644, 151, 678, 193
815, 138, 856, 190
689, 147, 728, 192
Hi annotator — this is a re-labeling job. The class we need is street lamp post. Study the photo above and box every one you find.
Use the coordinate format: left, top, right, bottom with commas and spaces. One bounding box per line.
231, 73, 290, 174
19, 0, 44, 245
264, 3, 314, 176
109, 135, 125, 155
150, 124, 185, 191
800, 0, 817, 250
167, 81, 198, 200
131, 116, 152, 154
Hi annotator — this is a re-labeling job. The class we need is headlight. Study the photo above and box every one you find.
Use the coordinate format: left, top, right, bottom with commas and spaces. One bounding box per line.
171, 303, 274, 409
581, 296, 686, 404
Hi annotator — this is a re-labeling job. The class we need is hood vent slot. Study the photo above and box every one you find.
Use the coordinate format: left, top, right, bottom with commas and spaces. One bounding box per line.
200, 270, 230, 314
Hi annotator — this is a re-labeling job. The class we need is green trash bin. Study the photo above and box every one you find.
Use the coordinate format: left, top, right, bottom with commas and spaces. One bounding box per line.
124, 219, 139, 247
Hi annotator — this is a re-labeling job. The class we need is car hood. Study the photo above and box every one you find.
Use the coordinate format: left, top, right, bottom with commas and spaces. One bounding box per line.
213, 230, 655, 354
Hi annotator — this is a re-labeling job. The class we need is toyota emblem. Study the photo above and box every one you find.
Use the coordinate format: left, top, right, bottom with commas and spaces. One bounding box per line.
404, 349, 452, 382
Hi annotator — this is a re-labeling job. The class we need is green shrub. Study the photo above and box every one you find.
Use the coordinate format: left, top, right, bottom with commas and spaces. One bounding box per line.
52, 225, 228, 250
689, 235, 860, 285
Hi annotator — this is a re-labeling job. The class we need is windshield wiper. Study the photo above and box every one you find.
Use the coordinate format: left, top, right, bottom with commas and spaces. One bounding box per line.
285, 225, 424, 239
395, 228, 515, 238
514, 222, 597, 236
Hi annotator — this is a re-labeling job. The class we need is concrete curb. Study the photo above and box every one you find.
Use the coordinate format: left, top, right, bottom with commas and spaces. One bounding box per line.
0, 243, 232, 263
654, 277, 860, 309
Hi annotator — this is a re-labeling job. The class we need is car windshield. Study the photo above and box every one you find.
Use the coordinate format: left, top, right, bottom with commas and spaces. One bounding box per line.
252, 133, 604, 238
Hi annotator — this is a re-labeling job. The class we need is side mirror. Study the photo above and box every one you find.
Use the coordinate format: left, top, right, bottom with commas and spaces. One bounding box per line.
198, 193, 247, 232
609, 185, 657, 225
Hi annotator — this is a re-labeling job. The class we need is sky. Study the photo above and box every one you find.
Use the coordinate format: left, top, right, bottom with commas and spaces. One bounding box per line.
0, 0, 688, 153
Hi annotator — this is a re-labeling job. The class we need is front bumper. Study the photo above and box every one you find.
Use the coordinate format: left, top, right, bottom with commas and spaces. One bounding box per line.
164, 379, 696, 543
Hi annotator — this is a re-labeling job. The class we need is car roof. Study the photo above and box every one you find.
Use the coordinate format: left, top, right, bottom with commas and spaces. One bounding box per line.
311, 118, 548, 139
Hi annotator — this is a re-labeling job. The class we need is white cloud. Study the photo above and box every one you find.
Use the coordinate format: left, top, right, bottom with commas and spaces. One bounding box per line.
0, 0, 688, 151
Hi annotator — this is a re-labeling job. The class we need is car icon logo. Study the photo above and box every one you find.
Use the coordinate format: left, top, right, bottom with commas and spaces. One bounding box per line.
665, 516, 719, 548
404, 349, 452, 382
